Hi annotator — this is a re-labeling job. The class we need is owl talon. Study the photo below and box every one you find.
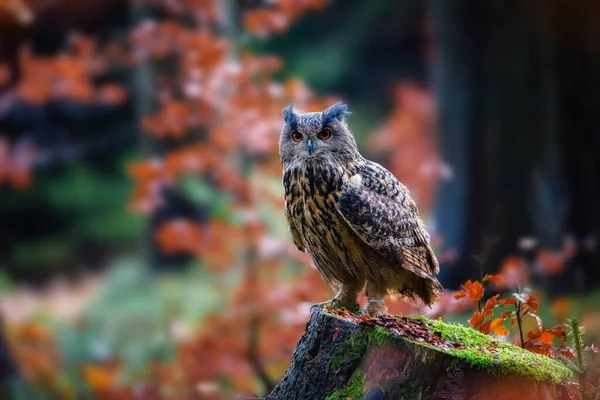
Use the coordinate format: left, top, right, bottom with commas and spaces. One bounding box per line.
366, 299, 388, 316
310, 298, 338, 312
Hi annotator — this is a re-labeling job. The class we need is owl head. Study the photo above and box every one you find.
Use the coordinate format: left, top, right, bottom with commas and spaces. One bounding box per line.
279, 102, 360, 166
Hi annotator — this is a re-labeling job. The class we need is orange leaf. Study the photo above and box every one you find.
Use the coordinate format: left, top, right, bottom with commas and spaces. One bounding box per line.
499, 310, 513, 319
510, 316, 517, 326
453, 290, 467, 300
539, 331, 553, 345
464, 280, 484, 301
490, 317, 505, 330
493, 325, 509, 336
483, 295, 500, 315
483, 274, 504, 282
469, 312, 484, 328
332, 328, 339, 340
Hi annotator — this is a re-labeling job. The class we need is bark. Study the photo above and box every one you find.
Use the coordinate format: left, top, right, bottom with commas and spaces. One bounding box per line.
268, 309, 570, 400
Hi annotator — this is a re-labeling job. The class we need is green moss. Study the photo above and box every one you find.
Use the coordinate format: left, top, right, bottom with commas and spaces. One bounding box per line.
326, 373, 365, 400
326, 311, 572, 384
329, 331, 369, 371
424, 317, 572, 384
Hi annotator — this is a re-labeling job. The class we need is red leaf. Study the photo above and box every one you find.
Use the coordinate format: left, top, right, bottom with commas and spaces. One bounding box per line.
501, 298, 517, 306
559, 346, 576, 359
480, 321, 492, 334
332, 327, 339, 340
525, 342, 551, 356
548, 326, 567, 340
499, 310, 513, 319
527, 330, 542, 340
526, 297, 539, 313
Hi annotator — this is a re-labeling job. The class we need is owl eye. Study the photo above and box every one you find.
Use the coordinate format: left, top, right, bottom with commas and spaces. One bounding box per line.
291, 131, 303, 142
318, 128, 332, 140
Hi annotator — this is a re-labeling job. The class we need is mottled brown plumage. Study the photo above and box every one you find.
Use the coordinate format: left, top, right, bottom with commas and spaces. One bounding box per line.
279, 102, 442, 315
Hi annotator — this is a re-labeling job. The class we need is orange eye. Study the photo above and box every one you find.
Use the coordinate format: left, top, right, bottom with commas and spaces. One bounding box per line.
291, 131, 303, 142
318, 128, 332, 140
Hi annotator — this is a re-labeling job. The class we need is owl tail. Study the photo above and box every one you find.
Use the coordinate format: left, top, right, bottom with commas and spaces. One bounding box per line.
419, 276, 443, 306
421, 244, 442, 305
400, 244, 442, 305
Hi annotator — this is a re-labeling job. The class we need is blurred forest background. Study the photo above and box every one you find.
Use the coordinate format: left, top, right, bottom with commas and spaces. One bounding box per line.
0, 0, 599, 398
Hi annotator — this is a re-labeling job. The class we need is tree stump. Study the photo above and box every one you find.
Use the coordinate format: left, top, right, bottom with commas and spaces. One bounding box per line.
267, 308, 572, 400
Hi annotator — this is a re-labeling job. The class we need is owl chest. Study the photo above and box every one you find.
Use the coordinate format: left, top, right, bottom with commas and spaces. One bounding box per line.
285, 165, 345, 237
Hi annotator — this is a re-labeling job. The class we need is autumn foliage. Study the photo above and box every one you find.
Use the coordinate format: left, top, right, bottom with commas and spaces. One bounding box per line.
125, 0, 336, 397
3, 1, 600, 399
453, 271, 600, 398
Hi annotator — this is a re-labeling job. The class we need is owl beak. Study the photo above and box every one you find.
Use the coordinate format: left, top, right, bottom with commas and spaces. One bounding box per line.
306, 139, 314, 155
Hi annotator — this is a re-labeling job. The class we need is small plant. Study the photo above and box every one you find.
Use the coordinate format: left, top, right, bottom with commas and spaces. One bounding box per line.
558, 318, 600, 400
454, 275, 512, 336
455, 273, 600, 399
455, 275, 569, 351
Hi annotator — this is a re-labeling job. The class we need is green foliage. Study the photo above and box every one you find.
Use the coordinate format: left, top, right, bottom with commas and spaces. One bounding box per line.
561, 318, 598, 400
569, 318, 586, 373
326, 373, 365, 400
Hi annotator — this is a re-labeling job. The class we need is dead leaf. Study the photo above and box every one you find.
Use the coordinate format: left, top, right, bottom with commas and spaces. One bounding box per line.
332, 328, 339, 340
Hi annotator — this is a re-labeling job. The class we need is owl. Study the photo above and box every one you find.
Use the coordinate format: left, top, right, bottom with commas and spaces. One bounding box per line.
279, 102, 442, 315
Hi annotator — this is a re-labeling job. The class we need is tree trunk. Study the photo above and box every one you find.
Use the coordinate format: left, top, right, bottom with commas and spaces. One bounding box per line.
430, 0, 600, 290
268, 308, 571, 400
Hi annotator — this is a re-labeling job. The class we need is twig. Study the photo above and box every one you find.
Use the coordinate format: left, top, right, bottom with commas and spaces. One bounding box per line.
516, 301, 525, 348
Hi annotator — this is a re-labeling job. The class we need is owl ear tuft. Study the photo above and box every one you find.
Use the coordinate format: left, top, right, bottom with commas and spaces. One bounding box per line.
282, 104, 298, 130
323, 102, 351, 124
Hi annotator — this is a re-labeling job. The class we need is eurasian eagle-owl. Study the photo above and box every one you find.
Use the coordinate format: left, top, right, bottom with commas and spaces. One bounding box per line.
279, 102, 442, 315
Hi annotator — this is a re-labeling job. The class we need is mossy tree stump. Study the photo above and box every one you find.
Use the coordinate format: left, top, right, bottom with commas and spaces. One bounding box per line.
267, 308, 572, 400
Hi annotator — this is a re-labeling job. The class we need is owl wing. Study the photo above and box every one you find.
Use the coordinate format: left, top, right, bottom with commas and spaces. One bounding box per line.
337, 161, 439, 279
